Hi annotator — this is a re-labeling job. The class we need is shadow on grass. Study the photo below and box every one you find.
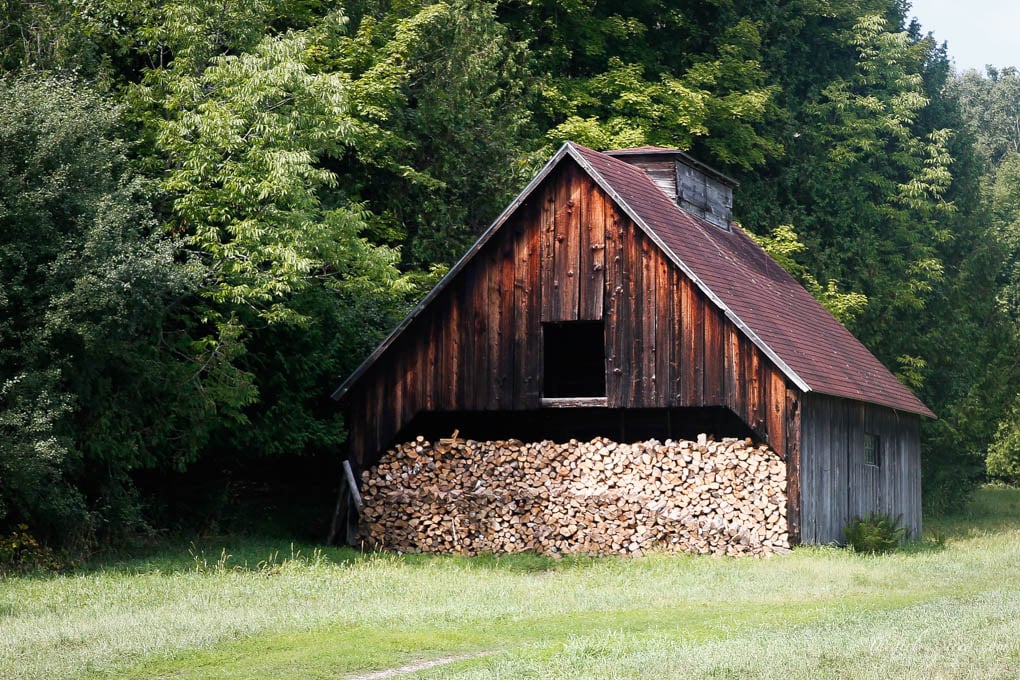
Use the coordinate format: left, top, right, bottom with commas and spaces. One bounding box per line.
43, 485, 1020, 579
68, 533, 618, 578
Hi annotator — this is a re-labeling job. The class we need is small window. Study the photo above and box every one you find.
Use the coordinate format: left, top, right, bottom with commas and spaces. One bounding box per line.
864, 433, 880, 467
543, 321, 606, 398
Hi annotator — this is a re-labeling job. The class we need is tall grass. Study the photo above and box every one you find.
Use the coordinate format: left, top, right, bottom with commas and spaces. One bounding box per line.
1, 487, 1019, 679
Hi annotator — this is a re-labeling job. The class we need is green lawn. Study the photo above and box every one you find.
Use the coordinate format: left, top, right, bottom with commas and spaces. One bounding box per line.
3, 487, 1020, 679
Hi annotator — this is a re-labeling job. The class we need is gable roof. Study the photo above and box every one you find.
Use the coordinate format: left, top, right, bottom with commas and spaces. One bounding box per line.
333, 142, 934, 418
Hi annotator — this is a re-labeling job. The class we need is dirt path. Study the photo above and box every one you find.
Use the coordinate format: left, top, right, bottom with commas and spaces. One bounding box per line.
346, 651, 496, 679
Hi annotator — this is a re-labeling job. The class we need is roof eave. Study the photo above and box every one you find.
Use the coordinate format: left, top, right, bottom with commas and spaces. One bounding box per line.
808, 389, 937, 419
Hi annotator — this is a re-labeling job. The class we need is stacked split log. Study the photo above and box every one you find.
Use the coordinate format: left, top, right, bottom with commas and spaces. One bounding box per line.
359, 434, 789, 557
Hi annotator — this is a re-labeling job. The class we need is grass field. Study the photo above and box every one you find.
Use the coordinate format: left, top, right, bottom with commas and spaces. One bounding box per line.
2, 486, 1020, 679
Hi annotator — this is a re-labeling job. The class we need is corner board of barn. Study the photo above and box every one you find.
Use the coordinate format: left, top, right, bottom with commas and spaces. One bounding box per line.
330, 142, 932, 552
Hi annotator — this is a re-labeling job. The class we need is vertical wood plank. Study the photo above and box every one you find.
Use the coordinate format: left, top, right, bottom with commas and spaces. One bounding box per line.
909, 415, 922, 538
556, 165, 581, 321
577, 172, 592, 319
640, 236, 658, 405
704, 306, 725, 403
420, 308, 435, 412
798, 395, 813, 543
346, 397, 364, 468
499, 229, 516, 409
486, 244, 504, 409
454, 274, 471, 408
606, 208, 628, 406
456, 271, 472, 410
829, 397, 848, 542
767, 369, 786, 460
668, 266, 683, 406
580, 177, 607, 320
522, 200, 543, 407
626, 223, 642, 406
681, 276, 705, 405
655, 252, 673, 408
737, 336, 751, 421
724, 327, 741, 413
390, 337, 403, 429
815, 396, 832, 544
511, 213, 528, 409
475, 260, 491, 409
539, 172, 557, 322
746, 345, 763, 435
785, 388, 802, 545
404, 321, 419, 422
372, 365, 387, 462
847, 402, 864, 521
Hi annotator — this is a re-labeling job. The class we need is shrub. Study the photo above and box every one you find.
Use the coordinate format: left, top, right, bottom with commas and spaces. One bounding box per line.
843, 513, 909, 554
0, 525, 62, 574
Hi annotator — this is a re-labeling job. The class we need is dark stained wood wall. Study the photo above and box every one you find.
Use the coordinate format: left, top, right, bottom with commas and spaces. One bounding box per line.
341, 159, 802, 540
799, 393, 922, 544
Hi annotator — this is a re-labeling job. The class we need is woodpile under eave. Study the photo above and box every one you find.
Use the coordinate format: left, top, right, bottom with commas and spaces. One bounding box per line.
360, 433, 789, 558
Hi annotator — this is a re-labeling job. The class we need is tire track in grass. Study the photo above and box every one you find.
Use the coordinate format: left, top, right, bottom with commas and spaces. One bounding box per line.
346, 651, 496, 679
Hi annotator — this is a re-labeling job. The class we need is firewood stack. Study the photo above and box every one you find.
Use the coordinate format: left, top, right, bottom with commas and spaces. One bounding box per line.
359, 434, 789, 557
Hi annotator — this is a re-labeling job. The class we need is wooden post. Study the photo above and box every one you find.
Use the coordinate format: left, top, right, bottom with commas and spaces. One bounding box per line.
327, 458, 363, 545
343, 459, 363, 511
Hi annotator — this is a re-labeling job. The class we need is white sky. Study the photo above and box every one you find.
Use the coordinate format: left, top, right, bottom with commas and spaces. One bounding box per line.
908, 0, 1020, 72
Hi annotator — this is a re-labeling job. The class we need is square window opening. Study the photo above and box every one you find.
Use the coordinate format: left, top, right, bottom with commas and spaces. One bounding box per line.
543, 321, 606, 398
864, 432, 880, 467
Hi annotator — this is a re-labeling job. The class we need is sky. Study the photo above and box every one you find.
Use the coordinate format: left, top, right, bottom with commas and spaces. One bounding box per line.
907, 0, 1020, 72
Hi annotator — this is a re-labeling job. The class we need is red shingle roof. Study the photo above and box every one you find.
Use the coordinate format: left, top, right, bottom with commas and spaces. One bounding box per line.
570, 142, 934, 418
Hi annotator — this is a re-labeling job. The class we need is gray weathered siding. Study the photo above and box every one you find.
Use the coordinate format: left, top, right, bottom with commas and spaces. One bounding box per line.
799, 393, 922, 544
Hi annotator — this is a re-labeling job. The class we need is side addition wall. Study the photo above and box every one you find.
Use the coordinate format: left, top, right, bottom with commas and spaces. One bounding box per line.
798, 393, 922, 544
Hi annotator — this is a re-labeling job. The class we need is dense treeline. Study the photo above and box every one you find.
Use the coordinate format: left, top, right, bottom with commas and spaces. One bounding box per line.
1, 0, 1018, 549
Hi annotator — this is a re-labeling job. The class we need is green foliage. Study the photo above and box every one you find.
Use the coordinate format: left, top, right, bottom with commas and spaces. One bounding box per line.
990, 153, 1020, 329
0, 74, 210, 543
986, 397, 1020, 482
843, 513, 909, 553
133, 9, 422, 464
499, 2, 781, 168
0, 0, 109, 74
950, 72, 1020, 490
0, 525, 62, 574
323, 0, 537, 265
953, 67, 1020, 167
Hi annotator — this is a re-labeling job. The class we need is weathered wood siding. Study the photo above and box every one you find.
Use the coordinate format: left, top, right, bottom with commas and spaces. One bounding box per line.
342, 159, 802, 540
799, 393, 922, 544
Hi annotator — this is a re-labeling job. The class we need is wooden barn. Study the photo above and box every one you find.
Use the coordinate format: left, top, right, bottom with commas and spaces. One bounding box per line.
331, 142, 934, 546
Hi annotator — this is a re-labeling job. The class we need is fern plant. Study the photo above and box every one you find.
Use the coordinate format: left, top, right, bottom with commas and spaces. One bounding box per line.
843, 513, 909, 553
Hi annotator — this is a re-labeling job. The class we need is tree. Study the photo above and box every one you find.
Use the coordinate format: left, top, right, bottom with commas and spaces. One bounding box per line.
327, 0, 537, 266
0, 74, 205, 543
497, 0, 780, 168
132, 9, 423, 466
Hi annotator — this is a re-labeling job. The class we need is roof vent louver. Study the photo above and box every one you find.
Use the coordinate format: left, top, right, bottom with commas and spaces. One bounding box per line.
676, 162, 733, 230
605, 147, 737, 230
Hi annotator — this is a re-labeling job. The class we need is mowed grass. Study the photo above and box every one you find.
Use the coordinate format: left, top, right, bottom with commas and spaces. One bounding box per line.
2, 487, 1020, 679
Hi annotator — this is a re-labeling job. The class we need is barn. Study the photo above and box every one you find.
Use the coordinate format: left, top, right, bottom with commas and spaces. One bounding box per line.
331, 142, 934, 547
